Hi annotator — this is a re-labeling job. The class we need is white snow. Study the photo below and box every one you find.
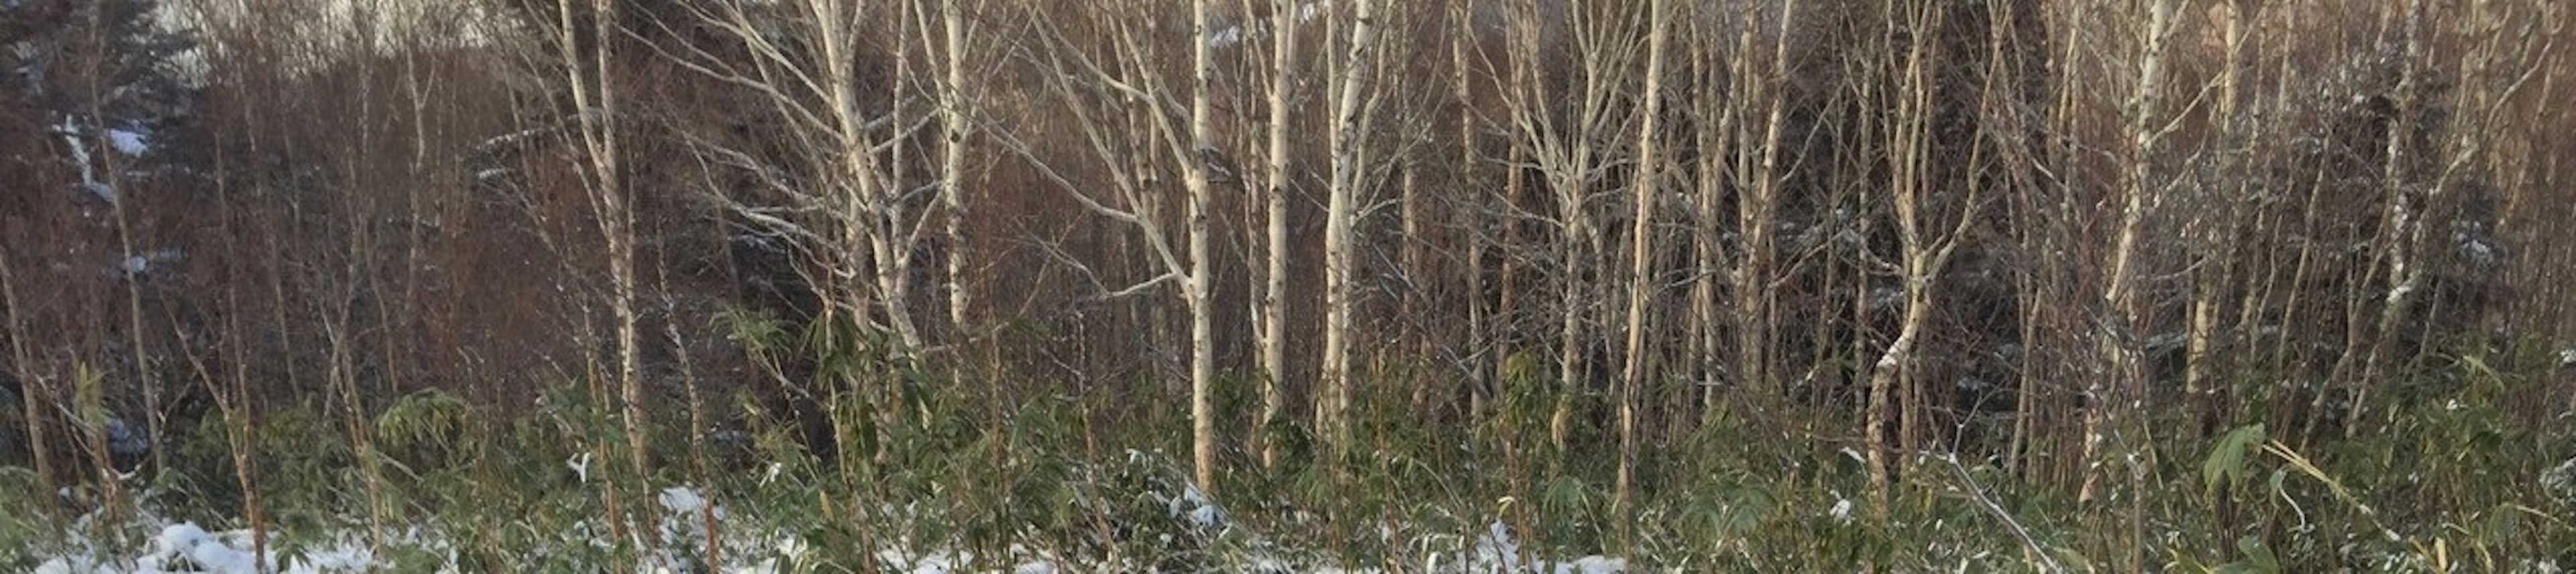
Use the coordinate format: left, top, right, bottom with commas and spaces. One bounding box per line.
110, 249, 184, 278
1464, 522, 1627, 574
1171, 484, 1222, 529
863, 543, 1062, 574
566, 452, 592, 482
32, 507, 1629, 574
58, 119, 110, 203
107, 129, 150, 156
2544, 457, 2576, 504
34, 521, 390, 574
1472, 521, 1521, 567
658, 486, 706, 515
83, 182, 117, 204
29, 463, 1633, 573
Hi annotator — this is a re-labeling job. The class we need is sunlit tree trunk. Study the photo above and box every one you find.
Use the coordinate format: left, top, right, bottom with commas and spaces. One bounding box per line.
551, 0, 651, 549
1866, 0, 1976, 499
1724, 0, 1798, 426
1318, 0, 1384, 461
1246, 0, 1303, 469
2080, 12, 2177, 566
2350, 0, 2430, 439
1613, 0, 1669, 516
2186, 0, 2257, 440
1450, 0, 1488, 420
1185, 0, 1222, 492
937, 0, 974, 334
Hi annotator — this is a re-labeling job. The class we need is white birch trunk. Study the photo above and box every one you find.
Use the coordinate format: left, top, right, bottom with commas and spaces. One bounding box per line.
1319, 0, 1383, 459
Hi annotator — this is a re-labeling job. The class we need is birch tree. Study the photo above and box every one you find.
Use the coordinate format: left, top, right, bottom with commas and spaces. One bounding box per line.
1493, 0, 1637, 453
535, 0, 653, 547
2184, 0, 2258, 439
1860, 0, 1981, 498
551, 0, 635, 505
1000, 0, 1227, 491
647, 0, 932, 358
1611, 0, 1668, 516
1254, 0, 1301, 469
1185, 0, 1220, 493
931, 0, 975, 334
2079, 0, 2179, 534
1703, 0, 1799, 426
1317, 0, 1384, 462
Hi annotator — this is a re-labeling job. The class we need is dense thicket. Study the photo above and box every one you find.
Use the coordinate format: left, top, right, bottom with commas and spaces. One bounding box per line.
4, 0, 2573, 569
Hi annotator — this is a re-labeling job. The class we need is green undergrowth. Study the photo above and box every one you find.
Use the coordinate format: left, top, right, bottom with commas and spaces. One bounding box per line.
3, 335, 2571, 572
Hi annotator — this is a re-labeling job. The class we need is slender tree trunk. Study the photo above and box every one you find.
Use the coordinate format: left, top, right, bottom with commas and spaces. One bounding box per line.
1607, 0, 1669, 517
2350, 0, 2429, 439
940, 0, 973, 333
1188, 0, 1222, 492
1614, 0, 1670, 518
2080, 11, 2177, 562
557, 0, 654, 547
1866, 0, 1957, 498
0, 254, 50, 515
1691, 21, 1731, 426
1254, 0, 1302, 470
1320, 0, 1384, 461
1727, 0, 1798, 424
1452, 0, 1488, 420
2186, 0, 2257, 440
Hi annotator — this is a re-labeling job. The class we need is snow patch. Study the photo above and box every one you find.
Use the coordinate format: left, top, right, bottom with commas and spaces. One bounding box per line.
58, 119, 111, 203
1466, 522, 1627, 574
1171, 483, 1222, 530
111, 249, 184, 278
658, 487, 706, 515
2544, 457, 2576, 504
103, 418, 152, 463
35, 520, 397, 574
107, 129, 150, 156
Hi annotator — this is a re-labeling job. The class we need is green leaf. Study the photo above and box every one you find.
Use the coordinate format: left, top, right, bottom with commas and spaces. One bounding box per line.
1725, 485, 1775, 535
2204, 423, 2265, 498
72, 363, 105, 428
2226, 534, 2282, 574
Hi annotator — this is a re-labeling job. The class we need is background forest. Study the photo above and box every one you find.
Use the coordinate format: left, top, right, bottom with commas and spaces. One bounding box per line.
4, 0, 2575, 571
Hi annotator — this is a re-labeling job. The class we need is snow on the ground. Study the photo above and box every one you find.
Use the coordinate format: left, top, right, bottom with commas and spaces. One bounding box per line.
107, 129, 150, 157
1169, 483, 1222, 530
1829, 492, 1856, 524
659, 486, 706, 515
111, 249, 184, 278
56, 119, 112, 203
34, 520, 395, 574
35, 479, 1629, 573
867, 546, 1061, 574
1460, 520, 1626, 574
